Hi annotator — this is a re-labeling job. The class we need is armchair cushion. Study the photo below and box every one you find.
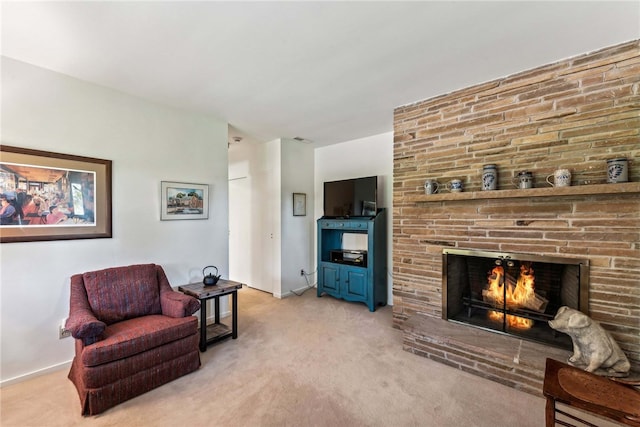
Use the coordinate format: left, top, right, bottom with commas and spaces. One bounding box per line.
83, 264, 161, 324
80, 315, 198, 367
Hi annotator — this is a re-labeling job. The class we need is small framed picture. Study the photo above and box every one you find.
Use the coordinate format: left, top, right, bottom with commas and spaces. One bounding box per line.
362, 200, 376, 216
293, 192, 306, 216
161, 181, 209, 220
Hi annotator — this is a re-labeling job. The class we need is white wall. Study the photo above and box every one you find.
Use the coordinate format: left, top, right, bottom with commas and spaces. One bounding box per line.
314, 132, 394, 304
264, 139, 282, 296
280, 139, 315, 296
0, 58, 230, 384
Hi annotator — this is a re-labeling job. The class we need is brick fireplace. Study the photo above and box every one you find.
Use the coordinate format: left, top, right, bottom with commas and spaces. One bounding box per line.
392, 40, 640, 395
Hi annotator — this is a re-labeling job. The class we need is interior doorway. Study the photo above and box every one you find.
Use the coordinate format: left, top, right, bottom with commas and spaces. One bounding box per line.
228, 176, 251, 286
228, 175, 274, 294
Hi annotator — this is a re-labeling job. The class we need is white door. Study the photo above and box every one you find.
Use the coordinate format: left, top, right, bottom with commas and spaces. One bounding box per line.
229, 177, 251, 286
229, 176, 274, 294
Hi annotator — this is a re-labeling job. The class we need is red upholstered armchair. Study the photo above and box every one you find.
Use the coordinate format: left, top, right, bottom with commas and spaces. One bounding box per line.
65, 263, 201, 415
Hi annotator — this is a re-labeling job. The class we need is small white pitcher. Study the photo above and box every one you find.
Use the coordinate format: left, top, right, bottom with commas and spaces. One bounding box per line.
424, 179, 440, 195
547, 169, 571, 187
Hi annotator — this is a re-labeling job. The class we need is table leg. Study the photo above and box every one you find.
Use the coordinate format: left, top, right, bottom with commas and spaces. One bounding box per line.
199, 298, 207, 352
214, 297, 220, 324
545, 397, 556, 427
232, 290, 238, 339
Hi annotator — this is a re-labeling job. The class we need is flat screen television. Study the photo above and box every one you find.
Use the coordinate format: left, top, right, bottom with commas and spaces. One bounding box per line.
323, 176, 377, 218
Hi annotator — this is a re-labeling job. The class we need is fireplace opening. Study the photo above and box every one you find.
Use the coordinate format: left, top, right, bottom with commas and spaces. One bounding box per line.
443, 249, 589, 350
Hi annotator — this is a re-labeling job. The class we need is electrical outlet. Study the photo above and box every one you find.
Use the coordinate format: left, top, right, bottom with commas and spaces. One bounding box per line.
300, 269, 305, 276
59, 319, 71, 339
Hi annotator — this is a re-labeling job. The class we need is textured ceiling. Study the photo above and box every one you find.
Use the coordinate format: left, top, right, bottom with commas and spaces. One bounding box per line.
2, 1, 639, 146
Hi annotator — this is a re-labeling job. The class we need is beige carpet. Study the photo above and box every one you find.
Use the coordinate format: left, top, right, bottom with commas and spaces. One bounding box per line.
0, 286, 612, 426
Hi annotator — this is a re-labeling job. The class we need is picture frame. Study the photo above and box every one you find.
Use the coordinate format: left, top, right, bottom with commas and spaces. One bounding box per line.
161, 181, 209, 220
362, 200, 376, 217
0, 145, 112, 243
293, 192, 306, 216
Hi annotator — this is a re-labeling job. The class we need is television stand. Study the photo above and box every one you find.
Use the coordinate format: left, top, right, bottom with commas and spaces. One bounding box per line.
317, 209, 387, 311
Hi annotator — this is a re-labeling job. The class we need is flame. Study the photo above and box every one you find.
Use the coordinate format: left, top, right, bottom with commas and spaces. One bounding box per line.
485, 264, 536, 329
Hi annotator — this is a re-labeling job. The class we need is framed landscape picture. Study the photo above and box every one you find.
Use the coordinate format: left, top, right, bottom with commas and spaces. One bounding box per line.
293, 192, 306, 216
161, 181, 209, 220
0, 145, 112, 243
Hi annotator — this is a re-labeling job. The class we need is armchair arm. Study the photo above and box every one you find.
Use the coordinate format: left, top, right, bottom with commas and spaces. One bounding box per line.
155, 264, 200, 317
67, 274, 106, 345
161, 291, 200, 318
66, 309, 106, 344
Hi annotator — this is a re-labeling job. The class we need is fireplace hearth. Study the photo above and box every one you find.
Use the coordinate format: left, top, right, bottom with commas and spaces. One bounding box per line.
443, 249, 589, 350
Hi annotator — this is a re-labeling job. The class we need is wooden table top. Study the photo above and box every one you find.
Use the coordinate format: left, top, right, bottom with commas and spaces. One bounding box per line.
178, 279, 243, 299
543, 358, 640, 426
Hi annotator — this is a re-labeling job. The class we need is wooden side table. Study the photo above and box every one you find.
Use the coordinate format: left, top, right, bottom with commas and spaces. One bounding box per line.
178, 279, 243, 352
543, 358, 640, 426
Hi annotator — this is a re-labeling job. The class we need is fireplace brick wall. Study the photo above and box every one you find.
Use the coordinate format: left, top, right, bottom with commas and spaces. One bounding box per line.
392, 39, 640, 374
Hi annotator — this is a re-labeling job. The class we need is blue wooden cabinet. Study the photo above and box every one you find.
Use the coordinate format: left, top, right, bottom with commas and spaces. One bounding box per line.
317, 209, 387, 311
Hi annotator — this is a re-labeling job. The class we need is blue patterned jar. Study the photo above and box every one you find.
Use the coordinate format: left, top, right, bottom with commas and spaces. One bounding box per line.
607, 158, 628, 183
482, 164, 498, 191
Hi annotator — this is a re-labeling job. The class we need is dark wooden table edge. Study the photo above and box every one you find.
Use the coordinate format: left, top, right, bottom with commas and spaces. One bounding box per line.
543, 358, 640, 426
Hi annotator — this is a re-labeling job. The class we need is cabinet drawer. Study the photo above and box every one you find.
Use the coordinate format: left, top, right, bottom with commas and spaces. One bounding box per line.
319, 220, 369, 229
320, 220, 347, 229
348, 221, 368, 230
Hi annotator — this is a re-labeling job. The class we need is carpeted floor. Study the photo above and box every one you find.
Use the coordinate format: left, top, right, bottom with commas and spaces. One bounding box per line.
0, 286, 612, 426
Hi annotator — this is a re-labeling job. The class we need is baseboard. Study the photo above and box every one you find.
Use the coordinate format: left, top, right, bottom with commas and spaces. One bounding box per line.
277, 284, 317, 299
1, 360, 72, 388
206, 310, 230, 322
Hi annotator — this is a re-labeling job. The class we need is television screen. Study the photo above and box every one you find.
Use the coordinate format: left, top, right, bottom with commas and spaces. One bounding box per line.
323, 176, 377, 218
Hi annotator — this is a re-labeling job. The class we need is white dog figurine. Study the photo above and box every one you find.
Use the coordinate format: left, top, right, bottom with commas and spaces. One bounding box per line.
548, 306, 630, 377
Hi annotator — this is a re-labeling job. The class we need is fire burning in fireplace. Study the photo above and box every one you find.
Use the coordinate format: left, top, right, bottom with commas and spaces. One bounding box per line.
443, 249, 589, 350
482, 262, 548, 329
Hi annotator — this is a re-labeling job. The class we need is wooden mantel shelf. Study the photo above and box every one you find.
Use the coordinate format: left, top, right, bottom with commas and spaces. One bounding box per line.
404, 182, 640, 203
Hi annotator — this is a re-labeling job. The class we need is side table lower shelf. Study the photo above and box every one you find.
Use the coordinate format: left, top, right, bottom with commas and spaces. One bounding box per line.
205, 323, 232, 343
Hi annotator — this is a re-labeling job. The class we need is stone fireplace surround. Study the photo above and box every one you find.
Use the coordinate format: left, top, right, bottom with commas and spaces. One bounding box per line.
392, 40, 640, 396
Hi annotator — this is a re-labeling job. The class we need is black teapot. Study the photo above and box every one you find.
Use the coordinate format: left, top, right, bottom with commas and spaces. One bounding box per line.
203, 265, 221, 286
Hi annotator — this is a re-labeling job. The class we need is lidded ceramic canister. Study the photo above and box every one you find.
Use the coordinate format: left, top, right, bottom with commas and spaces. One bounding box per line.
514, 171, 534, 189
482, 164, 498, 191
607, 158, 628, 183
